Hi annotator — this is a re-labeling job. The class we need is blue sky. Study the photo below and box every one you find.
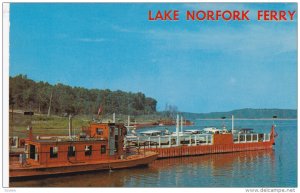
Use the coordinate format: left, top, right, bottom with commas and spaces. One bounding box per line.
9, 3, 297, 113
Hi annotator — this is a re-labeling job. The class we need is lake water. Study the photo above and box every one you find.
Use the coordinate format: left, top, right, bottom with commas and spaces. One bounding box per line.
10, 120, 297, 187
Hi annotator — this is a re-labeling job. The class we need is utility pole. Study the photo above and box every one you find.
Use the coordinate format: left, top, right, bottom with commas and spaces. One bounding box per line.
47, 90, 53, 117
69, 114, 73, 138
11, 103, 14, 135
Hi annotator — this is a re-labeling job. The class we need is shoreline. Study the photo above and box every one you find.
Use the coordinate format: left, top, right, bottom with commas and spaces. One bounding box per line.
196, 118, 297, 120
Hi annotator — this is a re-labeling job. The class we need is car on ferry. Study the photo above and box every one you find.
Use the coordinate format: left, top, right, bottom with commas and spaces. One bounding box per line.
238, 128, 255, 134
203, 127, 229, 134
126, 130, 171, 146
184, 129, 203, 134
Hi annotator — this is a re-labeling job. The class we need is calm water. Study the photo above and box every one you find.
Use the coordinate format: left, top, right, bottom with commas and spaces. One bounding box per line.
10, 120, 297, 187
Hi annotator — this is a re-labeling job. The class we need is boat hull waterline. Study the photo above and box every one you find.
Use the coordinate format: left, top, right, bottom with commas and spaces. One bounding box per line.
10, 151, 158, 178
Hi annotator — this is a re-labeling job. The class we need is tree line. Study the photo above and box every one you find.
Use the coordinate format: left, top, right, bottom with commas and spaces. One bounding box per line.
9, 75, 157, 116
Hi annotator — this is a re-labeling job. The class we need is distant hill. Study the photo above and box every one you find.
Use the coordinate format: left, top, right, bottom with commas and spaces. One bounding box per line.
182, 108, 297, 119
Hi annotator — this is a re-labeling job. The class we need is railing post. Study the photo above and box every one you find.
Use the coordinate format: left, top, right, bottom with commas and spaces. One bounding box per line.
251, 134, 253, 142
263, 134, 266, 142
148, 137, 151, 148
159, 136, 161, 148
194, 135, 197, 145
244, 134, 247, 142
169, 136, 171, 147
238, 134, 240, 143
189, 136, 192, 146
206, 135, 208, 144
257, 134, 259, 142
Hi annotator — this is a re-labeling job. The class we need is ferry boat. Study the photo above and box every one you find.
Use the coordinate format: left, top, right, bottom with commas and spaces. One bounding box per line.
9, 122, 158, 178
124, 115, 277, 159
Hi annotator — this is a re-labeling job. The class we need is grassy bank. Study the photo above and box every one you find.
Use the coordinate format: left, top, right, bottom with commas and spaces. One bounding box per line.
9, 111, 163, 138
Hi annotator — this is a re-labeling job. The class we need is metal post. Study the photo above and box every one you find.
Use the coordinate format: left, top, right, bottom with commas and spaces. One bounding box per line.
159, 136, 161, 148
181, 116, 183, 133
194, 135, 197, 145
189, 136, 192, 146
251, 134, 253, 142
238, 134, 240, 143
232, 115, 234, 134
245, 134, 247, 142
206, 135, 208, 144
263, 134, 266, 142
176, 114, 179, 146
169, 136, 171, 147
148, 137, 151, 148
128, 116, 130, 127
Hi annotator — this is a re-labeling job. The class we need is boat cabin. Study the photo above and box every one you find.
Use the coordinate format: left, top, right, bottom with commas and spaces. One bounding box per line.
23, 123, 127, 166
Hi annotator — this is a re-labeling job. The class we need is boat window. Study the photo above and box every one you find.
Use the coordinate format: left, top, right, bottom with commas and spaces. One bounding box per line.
85, 145, 92, 156
29, 144, 36, 159
68, 146, 76, 157
101, 145, 106, 154
96, 128, 103, 135
50, 146, 58, 158
110, 127, 115, 137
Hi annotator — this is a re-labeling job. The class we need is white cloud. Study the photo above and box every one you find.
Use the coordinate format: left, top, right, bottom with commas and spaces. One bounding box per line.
143, 22, 297, 57
76, 38, 106, 43
111, 24, 132, 33
229, 77, 237, 84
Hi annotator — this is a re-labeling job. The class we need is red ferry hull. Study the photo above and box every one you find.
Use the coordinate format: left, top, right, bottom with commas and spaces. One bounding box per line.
10, 152, 158, 178
145, 125, 276, 159
149, 141, 274, 159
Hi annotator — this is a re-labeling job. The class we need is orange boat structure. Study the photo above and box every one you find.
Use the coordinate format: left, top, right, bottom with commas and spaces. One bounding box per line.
125, 115, 277, 159
10, 122, 158, 178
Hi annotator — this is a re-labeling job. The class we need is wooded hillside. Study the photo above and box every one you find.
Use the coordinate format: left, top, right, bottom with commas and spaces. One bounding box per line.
9, 75, 157, 116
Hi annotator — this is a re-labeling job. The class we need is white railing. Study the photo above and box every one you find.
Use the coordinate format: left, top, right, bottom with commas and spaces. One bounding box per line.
233, 133, 270, 144
124, 134, 213, 148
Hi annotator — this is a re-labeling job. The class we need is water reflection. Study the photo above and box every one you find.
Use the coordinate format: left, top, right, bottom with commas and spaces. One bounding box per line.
148, 150, 276, 187
10, 150, 275, 187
